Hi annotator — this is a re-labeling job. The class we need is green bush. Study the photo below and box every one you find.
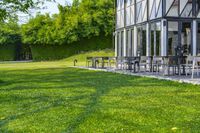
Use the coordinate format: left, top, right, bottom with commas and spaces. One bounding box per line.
31, 36, 113, 61
0, 44, 16, 61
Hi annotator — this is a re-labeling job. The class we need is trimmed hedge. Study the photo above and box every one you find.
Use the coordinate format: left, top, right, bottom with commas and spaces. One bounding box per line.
31, 36, 113, 61
0, 44, 16, 61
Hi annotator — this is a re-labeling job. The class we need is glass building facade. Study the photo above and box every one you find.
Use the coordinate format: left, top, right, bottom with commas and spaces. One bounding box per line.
115, 0, 200, 57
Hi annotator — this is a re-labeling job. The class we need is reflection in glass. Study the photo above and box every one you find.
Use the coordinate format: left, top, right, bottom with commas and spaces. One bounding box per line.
149, 0, 162, 20
137, 25, 146, 56
197, 23, 200, 55
180, 0, 192, 17
150, 22, 161, 56
126, 30, 133, 56
131, 29, 134, 56
121, 31, 124, 57
168, 21, 178, 55
181, 22, 192, 55
126, 0, 135, 26
136, 0, 147, 23
197, 0, 200, 17
117, 32, 121, 57
166, 0, 179, 16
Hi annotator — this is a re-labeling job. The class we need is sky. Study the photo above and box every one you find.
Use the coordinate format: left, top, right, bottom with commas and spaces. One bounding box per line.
18, 0, 73, 24
39, 0, 73, 15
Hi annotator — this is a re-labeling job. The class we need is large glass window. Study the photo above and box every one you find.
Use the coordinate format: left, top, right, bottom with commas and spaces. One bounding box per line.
150, 22, 161, 56
137, 25, 146, 56
149, 0, 162, 20
126, 29, 134, 56
197, 23, 200, 55
136, 0, 147, 23
181, 22, 192, 55
180, 0, 192, 17
121, 31, 124, 56
117, 32, 121, 56
126, 0, 135, 26
166, 0, 179, 17
168, 21, 179, 55
165, 0, 193, 17
197, 0, 200, 17
116, 0, 124, 28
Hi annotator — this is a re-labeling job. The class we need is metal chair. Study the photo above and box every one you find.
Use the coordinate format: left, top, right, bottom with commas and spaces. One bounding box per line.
139, 56, 151, 72
152, 56, 164, 74
192, 57, 200, 79
86, 57, 93, 67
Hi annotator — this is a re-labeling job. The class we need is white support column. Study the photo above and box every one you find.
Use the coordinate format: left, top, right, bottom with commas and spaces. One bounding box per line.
114, 32, 118, 57
146, 23, 150, 56
124, 28, 127, 56
134, 26, 138, 56
161, 19, 167, 56
193, 20, 197, 56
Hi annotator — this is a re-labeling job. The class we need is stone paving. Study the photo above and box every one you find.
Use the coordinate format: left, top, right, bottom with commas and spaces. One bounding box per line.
75, 66, 200, 85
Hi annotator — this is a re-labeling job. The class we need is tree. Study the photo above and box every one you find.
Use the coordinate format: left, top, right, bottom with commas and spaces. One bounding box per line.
21, 0, 115, 46
0, 0, 53, 21
0, 18, 21, 45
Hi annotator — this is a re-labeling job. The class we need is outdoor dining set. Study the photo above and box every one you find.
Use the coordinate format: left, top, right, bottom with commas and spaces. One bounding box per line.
86, 55, 200, 79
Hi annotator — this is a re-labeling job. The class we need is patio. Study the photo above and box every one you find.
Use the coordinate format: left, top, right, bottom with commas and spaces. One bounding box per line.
83, 56, 200, 85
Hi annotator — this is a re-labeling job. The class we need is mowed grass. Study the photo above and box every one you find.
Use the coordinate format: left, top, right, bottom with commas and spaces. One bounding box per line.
0, 50, 200, 132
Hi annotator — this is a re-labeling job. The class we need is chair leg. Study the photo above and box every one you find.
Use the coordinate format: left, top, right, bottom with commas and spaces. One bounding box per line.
192, 62, 195, 79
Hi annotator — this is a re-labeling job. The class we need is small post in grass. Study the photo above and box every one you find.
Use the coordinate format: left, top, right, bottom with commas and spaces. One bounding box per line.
74, 59, 78, 66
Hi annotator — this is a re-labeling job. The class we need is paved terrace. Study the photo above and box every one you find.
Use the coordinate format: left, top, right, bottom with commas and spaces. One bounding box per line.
74, 66, 200, 85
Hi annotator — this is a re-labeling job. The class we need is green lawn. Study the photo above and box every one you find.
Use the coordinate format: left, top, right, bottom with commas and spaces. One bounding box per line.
0, 50, 200, 132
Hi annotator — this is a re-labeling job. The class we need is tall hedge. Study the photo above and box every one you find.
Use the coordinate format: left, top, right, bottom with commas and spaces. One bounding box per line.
0, 44, 16, 61
31, 35, 113, 61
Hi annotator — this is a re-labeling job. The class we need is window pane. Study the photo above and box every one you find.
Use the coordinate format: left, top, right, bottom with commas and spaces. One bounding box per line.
197, 0, 200, 17
136, 2, 142, 22
181, 22, 192, 55
166, 0, 174, 13
156, 0, 162, 17
149, 0, 156, 19
180, 0, 192, 17
121, 0, 124, 9
150, 22, 161, 56
126, 30, 132, 56
137, 25, 146, 56
167, 0, 179, 16
120, 10, 124, 27
168, 21, 179, 56
197, 23, 200, 55
117, 0, 120, 10
130, 5, 135, 24
116, 11, 121, 28
131, 29, 134, 56
126, 7, 131, 26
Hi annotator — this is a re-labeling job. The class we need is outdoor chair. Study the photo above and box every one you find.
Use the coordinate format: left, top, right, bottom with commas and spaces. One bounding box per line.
163, 56, 179, 76
86, 57, 93, 67
139, 56, 151, 72
192, 57, 200, 79
108, 57, 116, 69
116, 57, 125, 70
127, 57, 140, 72
182, 56, 194, 76
101, 57, 109, 68
152, 56, 164, 74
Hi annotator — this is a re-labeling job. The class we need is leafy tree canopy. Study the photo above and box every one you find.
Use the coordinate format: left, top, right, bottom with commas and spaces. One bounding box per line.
0, 0, 53, 21
21, 0, 115, 46
0, 18, 21, 45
